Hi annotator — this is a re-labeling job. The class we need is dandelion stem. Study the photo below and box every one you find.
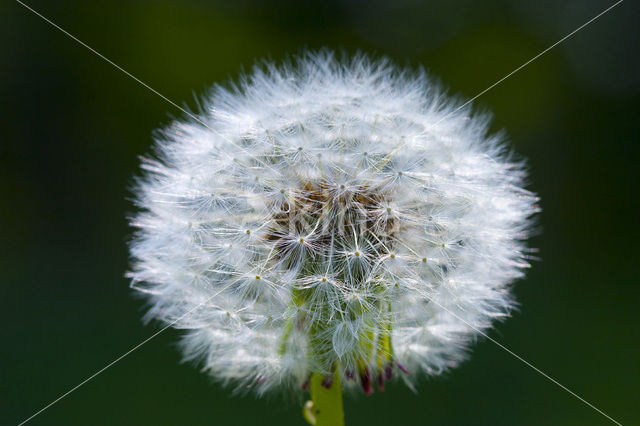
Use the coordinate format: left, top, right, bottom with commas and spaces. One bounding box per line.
304, 371, 344, 426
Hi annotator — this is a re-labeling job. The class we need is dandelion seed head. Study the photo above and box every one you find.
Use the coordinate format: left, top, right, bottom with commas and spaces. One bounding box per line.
128, 51, 538, 395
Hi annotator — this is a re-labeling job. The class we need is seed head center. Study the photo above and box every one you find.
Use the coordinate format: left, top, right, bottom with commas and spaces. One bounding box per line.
265, 181, 398, 265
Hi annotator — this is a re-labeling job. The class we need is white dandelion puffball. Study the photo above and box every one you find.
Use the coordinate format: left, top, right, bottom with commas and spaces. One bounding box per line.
129, 52, 538, 395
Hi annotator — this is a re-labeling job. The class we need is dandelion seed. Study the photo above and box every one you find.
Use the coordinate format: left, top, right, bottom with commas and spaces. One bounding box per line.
128, 51, 538, 420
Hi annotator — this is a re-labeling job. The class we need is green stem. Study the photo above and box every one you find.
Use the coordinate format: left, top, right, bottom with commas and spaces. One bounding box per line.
303, 371, 344, 426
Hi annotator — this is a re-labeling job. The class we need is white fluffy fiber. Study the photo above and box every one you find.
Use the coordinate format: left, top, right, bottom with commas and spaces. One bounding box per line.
128, 51, 538, 395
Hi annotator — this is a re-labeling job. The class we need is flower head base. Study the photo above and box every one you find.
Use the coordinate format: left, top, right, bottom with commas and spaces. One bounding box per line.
129, 52, 538, 395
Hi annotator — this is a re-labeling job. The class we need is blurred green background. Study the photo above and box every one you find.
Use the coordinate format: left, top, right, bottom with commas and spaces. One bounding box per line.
2, 0, 638, 425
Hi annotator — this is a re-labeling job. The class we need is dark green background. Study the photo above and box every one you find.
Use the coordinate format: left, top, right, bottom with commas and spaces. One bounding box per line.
2, 1, 638, 425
